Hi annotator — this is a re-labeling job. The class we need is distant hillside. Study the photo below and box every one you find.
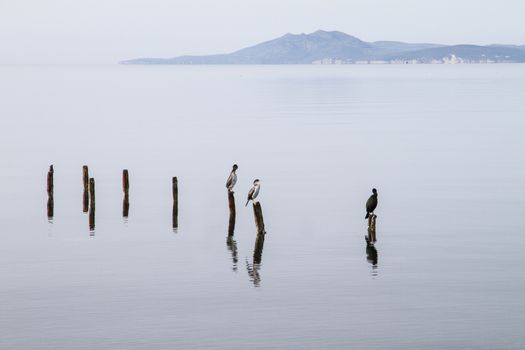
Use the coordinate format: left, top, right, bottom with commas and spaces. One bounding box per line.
120, 30, 525, 64
386, 44, 525, 63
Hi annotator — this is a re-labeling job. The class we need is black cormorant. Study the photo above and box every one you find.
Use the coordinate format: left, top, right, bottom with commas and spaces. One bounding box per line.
365, 188, 378, 219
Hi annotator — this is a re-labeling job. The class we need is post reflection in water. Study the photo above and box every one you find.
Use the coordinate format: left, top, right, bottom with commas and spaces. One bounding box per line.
122, 193, 130, 219
46, 197, 54, 221
365, 240, 378, 277
122, 169, 130, 219
172, 177, 178, 230
172, 205, 178, 233
89, 209, 95, 237
246, 232, 265, 287
253, 231, 265, 265
46, 165, 54, 220
226, 235, 238, 272
88, 177, 95, 237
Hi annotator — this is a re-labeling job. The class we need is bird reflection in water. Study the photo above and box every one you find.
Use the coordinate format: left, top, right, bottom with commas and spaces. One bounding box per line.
365, 238, 378, 277
246, 232, 265, 287
226, 235, 238, 272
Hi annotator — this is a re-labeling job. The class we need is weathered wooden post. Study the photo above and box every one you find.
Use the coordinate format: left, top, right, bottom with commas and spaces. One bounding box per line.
252, 202, 265, 235
172, 177, 178, 229
371, 214, 377, 242
122, 169, 129, 193
82, 165, 89, 213
89, 177, 95, 232
47, 165, 54, 219
367, 214, 377, 243
122, 169, 129, 218
228, 191, 236, 235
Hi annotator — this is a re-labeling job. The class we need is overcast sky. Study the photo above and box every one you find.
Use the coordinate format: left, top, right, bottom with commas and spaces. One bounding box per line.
0, 0, 524, 64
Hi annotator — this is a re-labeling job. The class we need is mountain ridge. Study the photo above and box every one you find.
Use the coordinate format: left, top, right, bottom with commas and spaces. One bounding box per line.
121, 30, 525, 64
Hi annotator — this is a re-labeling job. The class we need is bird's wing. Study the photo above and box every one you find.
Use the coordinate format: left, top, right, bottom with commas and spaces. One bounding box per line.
226, 173, 233, 188
366, 195, 377, 212
365, 196, 373, 212
247, 186, 255, 200
252, 185, 260, 199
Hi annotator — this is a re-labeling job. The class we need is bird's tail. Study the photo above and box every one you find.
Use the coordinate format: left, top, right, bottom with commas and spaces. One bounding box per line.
365, 213, 370, 219
245, 200, 250, 207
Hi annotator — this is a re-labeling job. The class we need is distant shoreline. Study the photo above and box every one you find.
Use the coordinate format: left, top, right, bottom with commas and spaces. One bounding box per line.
120, 30, 525, 65
119, 60, 522, 66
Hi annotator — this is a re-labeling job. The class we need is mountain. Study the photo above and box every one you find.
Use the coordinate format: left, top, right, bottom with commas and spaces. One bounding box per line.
120, 30, 525, 64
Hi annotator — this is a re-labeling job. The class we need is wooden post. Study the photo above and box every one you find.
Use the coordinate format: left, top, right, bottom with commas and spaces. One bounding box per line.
89, 178, 95, 210
47, 165, 54, 193
122, 169, 129, 193
252, 202, 265, 235
89, 178, 95, 232
228, 191, 236, 235
47, 165, 54, 219
367, 214, 377, 243
122, 169, 129, 218
82, 165, 89, 213
371, 214, 377, 242
172, 177, 178, 229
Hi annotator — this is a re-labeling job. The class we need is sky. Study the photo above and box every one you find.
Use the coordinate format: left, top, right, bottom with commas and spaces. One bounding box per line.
0, 0, 524, 64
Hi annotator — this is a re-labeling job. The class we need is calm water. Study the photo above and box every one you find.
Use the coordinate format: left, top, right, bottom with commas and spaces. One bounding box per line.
0, 64, 524, 349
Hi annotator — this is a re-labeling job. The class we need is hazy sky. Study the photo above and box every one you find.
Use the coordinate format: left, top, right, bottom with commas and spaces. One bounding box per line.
1, 0, 524, 64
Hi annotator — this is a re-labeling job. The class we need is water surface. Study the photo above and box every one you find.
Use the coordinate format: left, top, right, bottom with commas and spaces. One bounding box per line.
0, 64, 524, 349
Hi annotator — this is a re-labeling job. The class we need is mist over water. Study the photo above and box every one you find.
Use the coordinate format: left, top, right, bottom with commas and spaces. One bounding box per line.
0, 64, 524, 349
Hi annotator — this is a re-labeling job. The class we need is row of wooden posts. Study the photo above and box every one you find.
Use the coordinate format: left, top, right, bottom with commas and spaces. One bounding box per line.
227, 191, 266, 235
45, 165, 267, 238
46, 164, 375, 282
46, 164, 375, 241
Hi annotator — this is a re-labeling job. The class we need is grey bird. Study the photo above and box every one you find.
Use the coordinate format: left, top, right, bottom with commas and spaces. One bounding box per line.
245, 179, 261, 206
365, 188, 378, 219
225, 164, 238, 192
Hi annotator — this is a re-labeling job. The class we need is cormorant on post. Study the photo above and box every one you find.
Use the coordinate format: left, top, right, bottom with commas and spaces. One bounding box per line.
245, 179, 261, 207
365, 188, 378, 219
226, 164, 238, 192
